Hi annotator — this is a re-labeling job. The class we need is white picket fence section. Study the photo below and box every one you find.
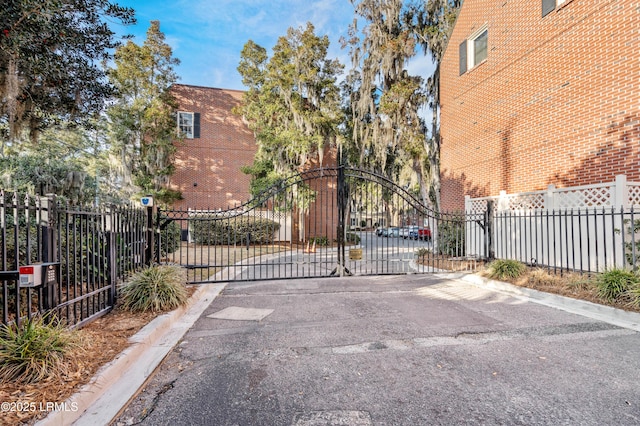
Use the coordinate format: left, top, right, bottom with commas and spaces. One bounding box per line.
465, 175, 640, 272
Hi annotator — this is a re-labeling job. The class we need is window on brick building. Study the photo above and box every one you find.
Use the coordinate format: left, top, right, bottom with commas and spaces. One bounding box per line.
177, 111, 200, 138
459, 26, 488, 75
542, 0, 567, 17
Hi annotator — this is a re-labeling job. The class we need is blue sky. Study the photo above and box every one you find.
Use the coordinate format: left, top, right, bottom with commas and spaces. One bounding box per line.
114, 0, 435, 91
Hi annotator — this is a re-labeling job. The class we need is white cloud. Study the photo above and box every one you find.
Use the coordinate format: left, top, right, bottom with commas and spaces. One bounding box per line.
407, 55, 437, 80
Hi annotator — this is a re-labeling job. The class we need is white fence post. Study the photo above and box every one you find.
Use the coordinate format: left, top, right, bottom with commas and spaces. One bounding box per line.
545, 184, 556, 210
497, 190, 507, 211
464, 195, 473, 257
613, 175, 628, 269
614, 175, 628, 208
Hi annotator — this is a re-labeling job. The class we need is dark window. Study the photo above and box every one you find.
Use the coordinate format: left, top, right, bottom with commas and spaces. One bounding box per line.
178, 112, 193, 138
459, 40, 467, 75
193, 113, 200, 139
459, 27, 487, 75
178, 111, 200, 139
542, 0, 557, 17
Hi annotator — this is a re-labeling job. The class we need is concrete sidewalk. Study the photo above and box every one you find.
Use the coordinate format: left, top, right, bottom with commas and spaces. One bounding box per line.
40, 272, 640, 425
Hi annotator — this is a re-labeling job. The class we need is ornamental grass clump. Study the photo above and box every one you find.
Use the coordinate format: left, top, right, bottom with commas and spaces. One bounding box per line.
626, 286, 640, 309
487, 259, 527, 280
415, 247, 432, 257
0, 315, 80, 384
595, 268, 640, 301
119, 265, 188, 312
527, 268, 565, 287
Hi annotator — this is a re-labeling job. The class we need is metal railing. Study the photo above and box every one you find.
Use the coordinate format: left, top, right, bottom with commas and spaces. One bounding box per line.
465, 176, 640, 274
0, 192, 148, 327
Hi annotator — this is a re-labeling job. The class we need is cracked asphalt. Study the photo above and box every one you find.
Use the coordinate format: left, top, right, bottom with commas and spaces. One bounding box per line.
112, 274, 640, 426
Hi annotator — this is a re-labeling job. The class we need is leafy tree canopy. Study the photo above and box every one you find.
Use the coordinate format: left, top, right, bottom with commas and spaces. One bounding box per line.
237, 23, 345, 182
107, 21, 182, 205
342, 0, 460, 209
406, 0, 462, 209
0, 125, 99, 204
0, 0, 135, 155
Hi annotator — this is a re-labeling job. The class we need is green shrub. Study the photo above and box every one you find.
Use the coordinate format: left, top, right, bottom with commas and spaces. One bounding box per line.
345, 232, 361, 245
615, 218, 640, 267
595, 268, 640, 301
118, 265, 188, 312
0, 315, 79, 384
487, 259, 526, 280
626, 286, 640, 309
1, 211, 39, 270
437, 217, 465, 256
158, 218, 181, 255
190, 215, 280, 245
310, 236, 329, 246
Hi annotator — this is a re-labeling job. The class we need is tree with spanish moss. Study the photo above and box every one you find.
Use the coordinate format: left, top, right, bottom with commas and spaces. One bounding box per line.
0, 0, 135, 156
237, 23, 344, 190
406, 0, 461, 210
343, 0, 432, 208
343, 0, 460, 211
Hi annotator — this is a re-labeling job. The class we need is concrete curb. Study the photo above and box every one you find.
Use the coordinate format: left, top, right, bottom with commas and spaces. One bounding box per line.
443, 272, 640, 332
37, 282, 226, 426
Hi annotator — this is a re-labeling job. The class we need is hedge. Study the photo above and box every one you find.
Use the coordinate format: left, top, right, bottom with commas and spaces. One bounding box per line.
190, 216, 280, 245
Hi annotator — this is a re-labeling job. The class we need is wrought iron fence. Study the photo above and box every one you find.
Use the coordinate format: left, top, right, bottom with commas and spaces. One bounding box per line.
484, 206, 639, 273
466, 178, 640, 274
5, 176, 637, 328
158, 167, 490, 283
0, 191, 148, 327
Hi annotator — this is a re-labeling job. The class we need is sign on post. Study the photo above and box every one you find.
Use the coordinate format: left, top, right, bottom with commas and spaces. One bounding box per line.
141, 196, 154, 207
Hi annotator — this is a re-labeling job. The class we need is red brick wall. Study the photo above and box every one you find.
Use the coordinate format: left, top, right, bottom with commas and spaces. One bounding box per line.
167, 86, 340, 242
168, 84, 257, 210
440, 0, 640, 211
302, 146, 339, 242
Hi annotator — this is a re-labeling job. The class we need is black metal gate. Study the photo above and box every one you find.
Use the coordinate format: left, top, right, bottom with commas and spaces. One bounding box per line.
157, 166, 487, 283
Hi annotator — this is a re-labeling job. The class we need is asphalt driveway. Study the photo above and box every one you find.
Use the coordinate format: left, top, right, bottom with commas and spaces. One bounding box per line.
112, 274, 640, 425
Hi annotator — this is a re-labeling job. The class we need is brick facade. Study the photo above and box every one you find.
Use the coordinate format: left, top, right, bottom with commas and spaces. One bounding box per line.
167, 84, 340, 242
439, 0, 640, 211
168, 84, 257, 210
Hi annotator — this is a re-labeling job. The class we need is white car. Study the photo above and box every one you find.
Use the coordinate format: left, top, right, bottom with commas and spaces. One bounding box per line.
386, 227, 400, 237
400, 226, 419, 239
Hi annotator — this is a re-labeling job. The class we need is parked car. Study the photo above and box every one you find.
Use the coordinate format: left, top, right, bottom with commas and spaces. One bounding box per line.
409, 227, 432, 241
401, 226, 419, 239
386, 227, 400, 237
376, 227, 384, 236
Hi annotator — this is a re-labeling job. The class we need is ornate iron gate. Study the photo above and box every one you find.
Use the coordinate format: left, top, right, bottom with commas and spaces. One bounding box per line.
157, 166, 487, 283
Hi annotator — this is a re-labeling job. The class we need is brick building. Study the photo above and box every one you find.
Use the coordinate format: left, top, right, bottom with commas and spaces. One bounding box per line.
439, 0, 640, 211
167, 84, 340, 243
168, 84, 257, 210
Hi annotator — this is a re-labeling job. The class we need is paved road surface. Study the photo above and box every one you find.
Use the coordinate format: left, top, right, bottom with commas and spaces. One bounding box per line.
113, 274, 640, 425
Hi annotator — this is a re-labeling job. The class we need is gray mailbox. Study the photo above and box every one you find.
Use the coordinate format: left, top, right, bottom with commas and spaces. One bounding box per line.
19, 263, 60, 310
19, 265, 42, 287
19, 263, 59, 288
